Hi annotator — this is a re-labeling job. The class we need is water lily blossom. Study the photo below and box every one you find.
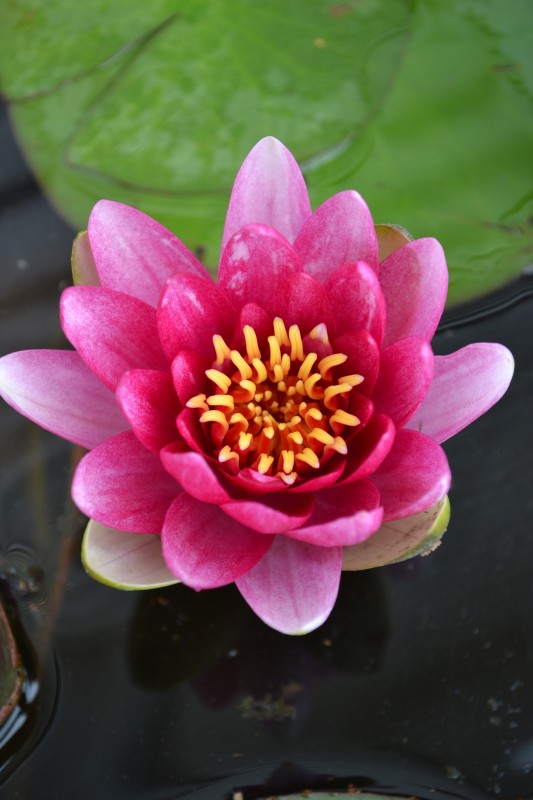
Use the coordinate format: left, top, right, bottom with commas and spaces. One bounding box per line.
0, 138, 514, 634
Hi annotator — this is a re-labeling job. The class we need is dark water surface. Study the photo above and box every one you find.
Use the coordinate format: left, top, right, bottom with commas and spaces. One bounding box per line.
0, 106, 532, 800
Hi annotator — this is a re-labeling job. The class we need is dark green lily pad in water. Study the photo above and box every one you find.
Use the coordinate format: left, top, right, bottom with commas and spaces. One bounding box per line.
1, 0, 531, 305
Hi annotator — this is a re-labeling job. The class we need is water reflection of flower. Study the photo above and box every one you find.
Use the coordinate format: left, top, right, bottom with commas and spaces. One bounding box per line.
0, 138, 513, 634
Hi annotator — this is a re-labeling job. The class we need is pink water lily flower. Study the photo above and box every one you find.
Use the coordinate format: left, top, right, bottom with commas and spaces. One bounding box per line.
0, 138, 514, 634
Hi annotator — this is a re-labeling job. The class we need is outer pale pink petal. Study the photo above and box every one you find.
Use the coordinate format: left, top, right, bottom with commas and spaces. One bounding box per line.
88, 200, 208, 307
379, 238, 448, 347
221, 137, 311, 251
61, 287, 167, 390
324, 261, 386, 346
406, 343, 514, 443
236, 536, 343, 635
0, 350, 128, 449
294, 191, 379, 283
116, 370, 180, 453
72, 431, 181, 533
162, 494, 273, 589
157, 274, 236, 362
222, 493, 315, 534
371, 429, 451, 521
218, 224, 302, 309
264, 272, 335, 336
339, 414, 396, 484
71, 231, 100, 286
371, 338, 434, 428
285, 482, 383, 546
160, 444, 234, 505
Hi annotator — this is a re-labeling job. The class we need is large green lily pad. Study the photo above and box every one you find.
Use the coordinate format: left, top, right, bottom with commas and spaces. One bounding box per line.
1, 0, 531, 304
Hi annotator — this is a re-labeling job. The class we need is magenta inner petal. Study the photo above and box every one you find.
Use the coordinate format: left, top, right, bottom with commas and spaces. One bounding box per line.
72, 431, 181, 533
171, 350, 211, 406
379, 237, 448, 347
371, 429, 451, 521
219, 224, 302, 309
339, 414, 396, 484
222, 492, 315, 534
284, 481, 383, 546
324, 261, 386, 347
333, 330, 380, 396
161, 445, 235, 505
294, 190, 379, 283
116, 369, 180, 454
371, 337, 434, 428
60, 286, 167, 391
162, 494, 273, 589
264, 272, 335, 336
157, 273, 236, 363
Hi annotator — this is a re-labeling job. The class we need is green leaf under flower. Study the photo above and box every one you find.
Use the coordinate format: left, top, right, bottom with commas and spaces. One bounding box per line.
1, 0, 531, 304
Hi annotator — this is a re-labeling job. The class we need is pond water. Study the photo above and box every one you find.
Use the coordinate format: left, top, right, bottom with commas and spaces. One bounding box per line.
0, 104, 532, 800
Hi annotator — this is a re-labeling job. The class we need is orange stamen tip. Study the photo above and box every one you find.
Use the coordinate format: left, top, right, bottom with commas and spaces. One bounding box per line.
308, 323, 330, 346
339, 373, 365, 387
268, 335, 282, 367
205, 368, 232, 392
186, 393, 207, 409
243, 325, 261, 361
296, 448, 320, 469
318, 352, 348, 378
218, 445, 239, 464
230, 350, 253, 380
288, 324, 304, 361
331, 409, 360, 427
280, 449, 295, 474
257, 453, 274, 474
308, 428, 335, 446
200, 409, 229, 428
207, 394, 234, 409
278, 471, 297, 486
323, 383, 351, 409
273, 317, 290, 346
213, 334, 231, 365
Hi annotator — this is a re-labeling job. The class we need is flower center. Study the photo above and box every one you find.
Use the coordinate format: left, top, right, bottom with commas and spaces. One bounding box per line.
186, 318, 363, 486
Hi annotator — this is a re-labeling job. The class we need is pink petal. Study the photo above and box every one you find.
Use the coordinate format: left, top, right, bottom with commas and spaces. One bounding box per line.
371, 338, 434, 428
236, 536, 343, 635
290, 460, 346, 493
176, 407, 211, 456
88, 200, 208, 307
232, 303, 273, 351
228, 468, 288, 495
379, 238, 448, 347
333, 331, 380, 395
71, 231, 100, 286
72, 431, 181, 533
116, 370, 180, 454
157, 274, 236, 362
264, 272, 335, 336
285, 482, 383, 546
406, 343, 514, 443
222, 493, 315, 534
371, 429, 451, 521
171, 350, 210, 406
339, 414, 396, 484
218, 224, 302, 309
162, 494, 273, 589
160, 444, 234, 504
324, 261, 386, 346
221, 137, 311, 252
0, 350, 128, 449
294, 191, 378, 283
61, 286, 167, 390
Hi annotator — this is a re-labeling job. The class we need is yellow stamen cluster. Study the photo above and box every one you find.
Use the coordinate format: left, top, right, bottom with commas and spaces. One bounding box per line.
187, 318, 363, 486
